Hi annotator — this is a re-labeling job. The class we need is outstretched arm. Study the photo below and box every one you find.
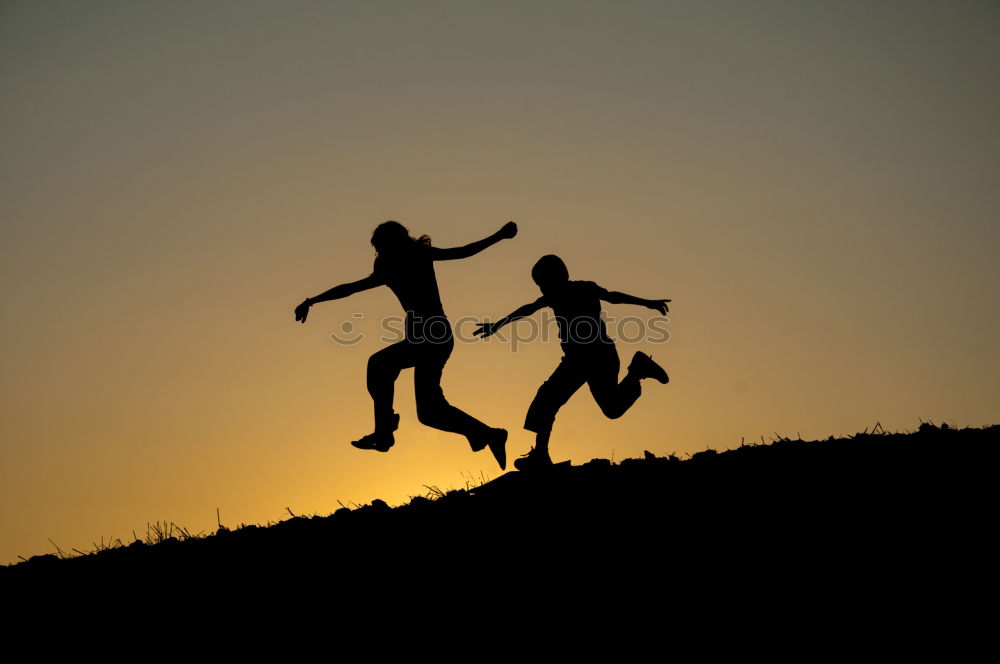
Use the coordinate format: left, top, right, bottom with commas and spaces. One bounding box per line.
603, 290, 670, 314
474, 297, 546, 338
429, 222, 517, 261
294, 274, 382, 324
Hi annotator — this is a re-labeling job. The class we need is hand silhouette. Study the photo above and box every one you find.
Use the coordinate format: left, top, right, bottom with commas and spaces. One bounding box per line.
473, 322, 497, 338
295, 299, 311, 323
497, 221, 517, 240
650, 299, 670, 315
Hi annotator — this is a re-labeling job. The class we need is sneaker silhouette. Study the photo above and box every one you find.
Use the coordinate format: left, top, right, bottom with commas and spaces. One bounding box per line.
469, 427, 508, 470
351, 413, 399, 452
629, 351, 669, 384
350, 431, 394, 452
513, 446, 553, 471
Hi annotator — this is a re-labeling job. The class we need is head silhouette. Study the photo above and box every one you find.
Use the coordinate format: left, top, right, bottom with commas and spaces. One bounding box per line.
532, 255, 569, 295
371, 221, 430, 256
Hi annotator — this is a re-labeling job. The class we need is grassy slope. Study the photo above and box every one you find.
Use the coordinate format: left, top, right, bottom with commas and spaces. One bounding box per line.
5, 423, 996, 605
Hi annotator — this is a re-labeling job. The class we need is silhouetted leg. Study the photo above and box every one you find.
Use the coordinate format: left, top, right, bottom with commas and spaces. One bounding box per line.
534, 430, 551, 454
413, 339, 491, 442
524, 355, 588, 436
517, 355, 587, 472
412, 340, 509, 467
587, 345, 641, 420
367, 341, 417, 433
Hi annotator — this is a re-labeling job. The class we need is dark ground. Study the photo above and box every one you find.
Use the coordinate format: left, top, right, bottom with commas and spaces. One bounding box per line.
5, 422, 996, 621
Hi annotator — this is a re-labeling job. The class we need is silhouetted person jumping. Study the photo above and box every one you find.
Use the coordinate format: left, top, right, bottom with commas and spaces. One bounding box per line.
475, 255, 669, 470
295, 221, 516, 469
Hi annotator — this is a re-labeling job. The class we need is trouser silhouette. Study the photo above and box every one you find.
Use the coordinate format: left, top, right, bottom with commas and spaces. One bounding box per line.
524, 343, 641, 434
367, 335, 490, 442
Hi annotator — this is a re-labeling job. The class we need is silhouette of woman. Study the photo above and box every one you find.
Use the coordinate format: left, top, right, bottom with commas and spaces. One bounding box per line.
294, 220, 516, 469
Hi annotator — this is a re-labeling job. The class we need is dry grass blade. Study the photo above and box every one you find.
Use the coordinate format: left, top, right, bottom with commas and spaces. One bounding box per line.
48, 539, 68, 559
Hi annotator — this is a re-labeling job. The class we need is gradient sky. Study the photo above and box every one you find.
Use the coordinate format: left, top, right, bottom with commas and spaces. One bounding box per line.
2, 0, 998, 564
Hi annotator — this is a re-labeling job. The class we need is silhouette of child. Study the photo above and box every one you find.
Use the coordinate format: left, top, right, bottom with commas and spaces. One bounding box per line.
475, 255, 669, 470
295, 221, 516, 469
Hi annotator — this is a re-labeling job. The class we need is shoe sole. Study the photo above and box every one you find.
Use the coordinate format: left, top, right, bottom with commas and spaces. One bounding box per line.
352, 413, 400, 452
514, 458, 565, 471
350, 436, 394, 452
632, 352, 669, 384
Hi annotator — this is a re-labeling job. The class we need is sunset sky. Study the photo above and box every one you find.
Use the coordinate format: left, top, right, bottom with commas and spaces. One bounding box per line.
2, 1, 998, 564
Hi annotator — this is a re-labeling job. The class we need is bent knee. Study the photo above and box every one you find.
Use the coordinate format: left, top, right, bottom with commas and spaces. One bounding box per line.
368, 351, 390, 369
367, 353, 401, 377
416, 400, 449, 426
598, 403, 628, 419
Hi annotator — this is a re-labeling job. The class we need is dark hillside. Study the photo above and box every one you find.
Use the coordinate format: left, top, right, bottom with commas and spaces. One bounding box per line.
6, 423, 996, 605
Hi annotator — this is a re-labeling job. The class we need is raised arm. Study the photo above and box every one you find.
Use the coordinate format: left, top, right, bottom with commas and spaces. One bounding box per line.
294, 274, 382, 324
473, 297, 546, 338
602, 290, 670, 314
429, 222, 517, 261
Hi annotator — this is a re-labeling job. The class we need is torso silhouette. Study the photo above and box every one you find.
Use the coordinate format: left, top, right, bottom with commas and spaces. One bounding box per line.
374, 245, 448, 342
540, 280, 614, 352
